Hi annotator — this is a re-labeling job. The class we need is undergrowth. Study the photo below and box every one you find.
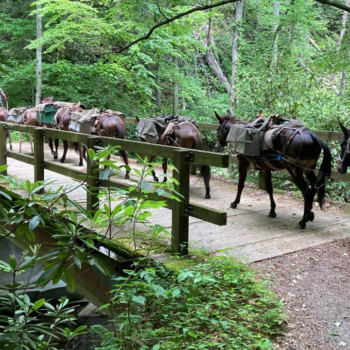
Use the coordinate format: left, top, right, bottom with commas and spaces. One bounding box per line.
92, 254, 287, 350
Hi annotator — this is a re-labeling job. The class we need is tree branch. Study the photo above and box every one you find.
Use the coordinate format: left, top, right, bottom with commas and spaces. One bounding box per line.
315, 0, 350, 12
114, 0, 239, 54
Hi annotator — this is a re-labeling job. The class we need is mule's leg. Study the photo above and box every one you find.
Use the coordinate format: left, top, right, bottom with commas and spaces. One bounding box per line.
264, 170, 277, 218
49, 137, 58, 159
54, 138, 59, 157
231, 157, 249, 209
75, 142, 83, 166
60, 140, 68, 163
304, 171, 318, 222
120, 149, 130, 179
29, 134, 34, 155
200, 165, 211, 199
162, 158, 168, 183
287, 168, 315, 229
19, 132, 22, 153
6, 130, 12, 151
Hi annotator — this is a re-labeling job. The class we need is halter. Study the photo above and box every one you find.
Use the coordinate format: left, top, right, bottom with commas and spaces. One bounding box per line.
216, 119, 229, 146
338, 137, 350, 165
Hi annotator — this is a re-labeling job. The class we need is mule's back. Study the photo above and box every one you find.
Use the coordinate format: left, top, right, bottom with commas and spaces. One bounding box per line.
271, 127, 321, 163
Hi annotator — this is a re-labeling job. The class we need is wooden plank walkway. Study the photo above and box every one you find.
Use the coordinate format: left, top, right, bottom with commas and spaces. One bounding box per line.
5, 142, 350, 263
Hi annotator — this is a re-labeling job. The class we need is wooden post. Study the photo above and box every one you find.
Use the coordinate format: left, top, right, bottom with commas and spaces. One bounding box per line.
171, 149, 191, 255
86, 136, 100, 212
0, 123, 7, 175
33, 128, 45, 183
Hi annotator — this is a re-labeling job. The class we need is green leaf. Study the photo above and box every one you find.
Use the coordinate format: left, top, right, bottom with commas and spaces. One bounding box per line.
0, 190, 11, 200
8, 256, 17, 271
29, 216, 40, 232
16, 223, 28, 236
32, 298, 46, 310
64, 269, 75, 292
0, 165, 8, 173
141, 180, 152, 192
132, 295, 146, 305
37, 264, 61, 286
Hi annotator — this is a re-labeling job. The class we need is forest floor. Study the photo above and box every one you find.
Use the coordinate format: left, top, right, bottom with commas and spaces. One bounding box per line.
208, 174, 350, 349
251, 203, 350, 350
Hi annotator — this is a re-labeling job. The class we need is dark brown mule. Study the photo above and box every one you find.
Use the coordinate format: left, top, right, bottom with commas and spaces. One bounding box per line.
93, 111, 130, 179
215, 111, 332, 229
337, 121, 350, 174
0, 107, 12, 150
54, 102, 85, 166
22, 106, 59, 158
136, 116, 211, 199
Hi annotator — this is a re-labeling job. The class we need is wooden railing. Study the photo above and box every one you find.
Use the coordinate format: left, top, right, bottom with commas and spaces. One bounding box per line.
0, 122, 229, 255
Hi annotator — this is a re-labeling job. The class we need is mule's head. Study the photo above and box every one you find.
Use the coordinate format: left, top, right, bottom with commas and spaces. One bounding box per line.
214, 110, 236, 151
337, 121, 350, 174
42, 96, 54, 104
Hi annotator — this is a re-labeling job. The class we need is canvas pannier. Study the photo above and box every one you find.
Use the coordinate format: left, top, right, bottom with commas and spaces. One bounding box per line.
136, 118, 160, 144
227, 124, 264, 157
36, 105, 58, 125
68, 108, 100, 134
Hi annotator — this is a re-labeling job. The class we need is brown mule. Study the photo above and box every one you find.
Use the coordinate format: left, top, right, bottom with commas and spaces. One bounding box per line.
136, 116, 211, 199
93, 111, 130, 179
54, 102, 85, 166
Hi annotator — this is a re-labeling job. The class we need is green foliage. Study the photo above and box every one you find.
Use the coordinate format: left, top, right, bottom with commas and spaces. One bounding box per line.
91, 256, 286, 349
0, 145, 287, 348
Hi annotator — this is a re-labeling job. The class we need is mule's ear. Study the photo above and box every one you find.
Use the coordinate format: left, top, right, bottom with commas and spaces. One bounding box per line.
136, 116, 140, 123
214, 111, 222, 124
227, 110, 233, 117
338, 120, 349, 137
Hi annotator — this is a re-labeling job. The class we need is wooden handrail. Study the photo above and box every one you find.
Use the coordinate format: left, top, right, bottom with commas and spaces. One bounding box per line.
0, 122, 229, 254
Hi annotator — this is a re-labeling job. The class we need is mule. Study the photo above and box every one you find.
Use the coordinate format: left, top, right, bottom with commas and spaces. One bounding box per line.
136, 116, 211, 199
337, 121, 350, 174
93, 111, 130, 179
215, 111, 332, 229
7, 106, 33, 153
0, 107, 12, 150
54, 102, 85, 166
22, 106, 58, 158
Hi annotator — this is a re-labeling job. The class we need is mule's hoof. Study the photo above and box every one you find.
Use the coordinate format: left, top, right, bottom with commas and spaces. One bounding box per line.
309, 211, 315, 222
205, 194, 211, 199
54, 156, 58, 160
230, 202, 238, 209
60, 159, 65, 163
153, 177, 159, 183
125, 174, 130, 180
268, 212, 277, 218
298, 221, 306, 229
79, 162, 83, 167
162, 178, 167, 183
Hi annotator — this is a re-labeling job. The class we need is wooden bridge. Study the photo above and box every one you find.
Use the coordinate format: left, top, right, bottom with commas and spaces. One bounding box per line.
4, 138, 350, 263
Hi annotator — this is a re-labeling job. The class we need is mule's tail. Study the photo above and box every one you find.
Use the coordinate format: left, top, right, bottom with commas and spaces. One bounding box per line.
312, 133, 332, 209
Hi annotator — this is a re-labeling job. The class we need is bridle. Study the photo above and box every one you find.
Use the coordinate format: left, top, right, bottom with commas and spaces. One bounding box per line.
216, 119, 229, 148
338, 137, 350, 167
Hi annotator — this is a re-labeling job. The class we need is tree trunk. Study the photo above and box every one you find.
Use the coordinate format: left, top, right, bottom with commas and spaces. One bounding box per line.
199, 20, 230, 93
173, 56, 179, 117
35, 3, 42, 106
332, 0, 350, 92
155, 64, 161, 112
271, 1, 280, 68
229, 0, 244, 110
